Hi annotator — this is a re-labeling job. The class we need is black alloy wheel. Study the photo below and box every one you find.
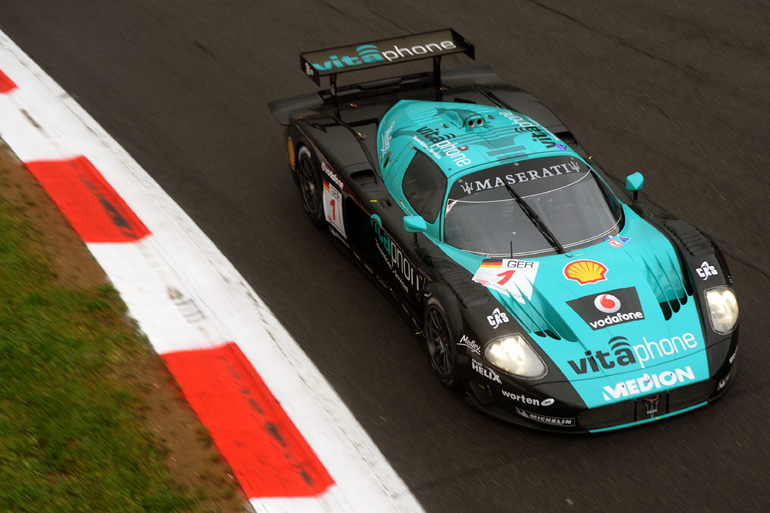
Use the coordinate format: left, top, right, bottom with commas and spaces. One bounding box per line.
296, 145, 324, 225
424, 298, 460, 387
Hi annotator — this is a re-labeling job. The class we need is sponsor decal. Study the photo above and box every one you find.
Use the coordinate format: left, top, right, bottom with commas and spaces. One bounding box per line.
380, 121, 394, 159
458, 161, 582, 195
729, 347, 738, 365
431, 138, 471, 167
602, 366, 696, 401
567, 333, 699, 375
321, 162, 344, 190
307, 40, 458, 74
696, 261, 718, 280
370, 217, 424, 293
472, 359, 502, 384
567, 287, 645, 330
486, 307, 509, 329
594, 294, 621, 313
718, 372, 730, 390
501, 390, 553, 407
515, 408, 575, 427
473, 258, 539, 304
563, 260, 608, 285
416, 125, 456, 145
498, 111, 565, 150
322, 179, 346, 237
603, 235, 631, 248
411, 135, 443, 160
459, 334, 481, 355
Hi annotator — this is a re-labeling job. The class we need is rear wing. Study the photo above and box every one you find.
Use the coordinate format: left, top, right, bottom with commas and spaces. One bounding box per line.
299, 29, 474, 93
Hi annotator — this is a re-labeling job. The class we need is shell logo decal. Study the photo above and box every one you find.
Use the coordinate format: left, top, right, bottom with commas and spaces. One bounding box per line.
563, 260, 608, 285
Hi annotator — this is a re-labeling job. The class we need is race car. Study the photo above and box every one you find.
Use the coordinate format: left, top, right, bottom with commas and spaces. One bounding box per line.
268, 29, 739, 432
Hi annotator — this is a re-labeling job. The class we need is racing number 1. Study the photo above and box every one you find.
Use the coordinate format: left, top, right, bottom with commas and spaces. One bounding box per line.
496, 270, 515, 286
322, 180, 346, 237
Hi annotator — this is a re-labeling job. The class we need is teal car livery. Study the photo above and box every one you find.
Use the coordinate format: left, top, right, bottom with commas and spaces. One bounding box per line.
269, 29, 739, 432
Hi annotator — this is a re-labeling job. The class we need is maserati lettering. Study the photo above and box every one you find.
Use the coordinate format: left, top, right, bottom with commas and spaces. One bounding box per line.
459, 162, 581, 194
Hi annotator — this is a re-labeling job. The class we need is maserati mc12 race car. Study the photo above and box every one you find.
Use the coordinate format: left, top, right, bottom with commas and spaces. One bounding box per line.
268, 29, 739, 432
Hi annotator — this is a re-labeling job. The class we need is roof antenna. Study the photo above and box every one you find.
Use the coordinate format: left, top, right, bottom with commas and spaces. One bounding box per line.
510, 240, 513, 259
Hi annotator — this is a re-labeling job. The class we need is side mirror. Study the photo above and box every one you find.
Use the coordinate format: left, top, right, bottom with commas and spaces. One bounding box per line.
404, 215, 428, 233
625, 172, 644, 200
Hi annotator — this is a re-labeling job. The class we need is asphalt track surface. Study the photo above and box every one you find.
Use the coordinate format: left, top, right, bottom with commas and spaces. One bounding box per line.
2, 1, 769, 511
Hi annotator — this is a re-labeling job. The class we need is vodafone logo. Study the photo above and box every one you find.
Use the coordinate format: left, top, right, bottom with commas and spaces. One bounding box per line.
567, 287, 645, 331
594, 294, 621, 313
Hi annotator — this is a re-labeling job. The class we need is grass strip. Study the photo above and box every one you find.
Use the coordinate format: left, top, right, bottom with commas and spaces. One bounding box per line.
0, 157, 240, 512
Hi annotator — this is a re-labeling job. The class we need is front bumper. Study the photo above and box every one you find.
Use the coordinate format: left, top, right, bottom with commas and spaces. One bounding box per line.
464, 340, 737, 433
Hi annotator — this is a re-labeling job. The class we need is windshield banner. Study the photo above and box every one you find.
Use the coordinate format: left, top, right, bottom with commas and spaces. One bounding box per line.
449, 156, 589, 199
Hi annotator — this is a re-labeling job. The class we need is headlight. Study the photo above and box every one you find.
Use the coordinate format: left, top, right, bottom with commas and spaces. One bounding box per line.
484, 334, 546, 379
705, 286, 739, 335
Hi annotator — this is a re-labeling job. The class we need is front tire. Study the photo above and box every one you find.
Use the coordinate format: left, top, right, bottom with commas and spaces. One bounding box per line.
296, 145, 324, 225
423, 297, 460, 388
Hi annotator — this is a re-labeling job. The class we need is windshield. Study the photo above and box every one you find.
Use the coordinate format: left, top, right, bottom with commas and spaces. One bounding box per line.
443, 156, 622, 256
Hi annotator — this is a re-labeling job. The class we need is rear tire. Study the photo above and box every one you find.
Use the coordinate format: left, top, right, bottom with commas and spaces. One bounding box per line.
423, 297, 461, 388
296, 145, 324, 225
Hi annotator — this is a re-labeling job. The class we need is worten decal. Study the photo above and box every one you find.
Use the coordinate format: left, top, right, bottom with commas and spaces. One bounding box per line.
567, 287, 644, 331
501, 390, 554, 407
370, 216, 424, 294
567, 332, 699, 375
563, 259, 608, 285
473, 258, 539, 304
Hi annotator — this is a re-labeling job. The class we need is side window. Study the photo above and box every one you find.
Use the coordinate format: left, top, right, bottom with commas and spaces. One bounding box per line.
401, 151, 447, 223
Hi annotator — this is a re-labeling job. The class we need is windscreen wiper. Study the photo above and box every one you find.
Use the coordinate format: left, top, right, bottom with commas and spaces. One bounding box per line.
504, 183, 565, 254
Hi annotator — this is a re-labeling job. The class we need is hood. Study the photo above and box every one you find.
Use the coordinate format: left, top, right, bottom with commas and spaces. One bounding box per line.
445, 206, 711, 408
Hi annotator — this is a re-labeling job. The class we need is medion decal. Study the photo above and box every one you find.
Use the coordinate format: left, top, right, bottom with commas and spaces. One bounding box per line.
602, 366, 696, 401
310, 40, 458, 72
567, 333, 699, 375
